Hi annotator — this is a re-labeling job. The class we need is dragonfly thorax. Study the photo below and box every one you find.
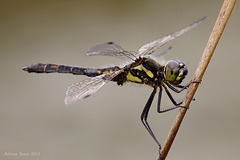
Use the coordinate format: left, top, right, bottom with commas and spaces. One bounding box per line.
122, 57, 164, 87
163, 60, 188, 85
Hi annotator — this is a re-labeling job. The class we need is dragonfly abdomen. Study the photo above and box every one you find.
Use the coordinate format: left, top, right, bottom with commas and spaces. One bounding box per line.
23, 63, 121, 77
23, 63, 75, 74
73, 66, 121, 77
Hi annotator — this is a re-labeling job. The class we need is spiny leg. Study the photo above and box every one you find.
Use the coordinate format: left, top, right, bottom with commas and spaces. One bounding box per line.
165, 81, 200, 102
157, 84, 187, 113
174, 80, 201, 89
141, 87, 162, 156
157, 86, 163, 113
165, 80, 201, 93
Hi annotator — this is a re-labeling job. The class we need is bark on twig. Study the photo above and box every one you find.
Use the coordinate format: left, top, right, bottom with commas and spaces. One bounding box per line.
158, 0, 236, 159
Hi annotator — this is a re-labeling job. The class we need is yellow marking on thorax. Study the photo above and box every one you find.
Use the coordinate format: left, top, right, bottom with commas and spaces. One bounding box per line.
126, 72, 142, 83
141, 65, 154, 78
132, 64, 154, 78
133, 65, 142, 70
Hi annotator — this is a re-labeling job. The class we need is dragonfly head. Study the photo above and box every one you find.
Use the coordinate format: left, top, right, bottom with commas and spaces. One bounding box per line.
163, 60, 188, 85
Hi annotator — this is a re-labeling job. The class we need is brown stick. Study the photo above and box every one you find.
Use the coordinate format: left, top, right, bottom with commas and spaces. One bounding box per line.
158, 0, 236, 159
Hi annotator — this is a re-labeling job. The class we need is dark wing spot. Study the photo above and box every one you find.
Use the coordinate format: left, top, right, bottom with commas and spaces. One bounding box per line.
83, 94, 91, 99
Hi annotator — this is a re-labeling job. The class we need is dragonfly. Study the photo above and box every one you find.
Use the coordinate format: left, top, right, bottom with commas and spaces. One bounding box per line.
23, 17, 206, 156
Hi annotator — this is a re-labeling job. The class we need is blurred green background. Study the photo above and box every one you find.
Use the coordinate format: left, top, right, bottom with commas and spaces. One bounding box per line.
1, 0, 239, 160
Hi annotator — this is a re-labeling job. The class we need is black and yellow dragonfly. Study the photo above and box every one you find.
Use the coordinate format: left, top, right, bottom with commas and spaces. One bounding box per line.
23, 17, 206, 155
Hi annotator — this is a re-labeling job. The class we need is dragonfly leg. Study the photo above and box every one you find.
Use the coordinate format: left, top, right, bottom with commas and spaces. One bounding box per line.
165, 80, 201, 93
176, 80, 201, 88
141, 87, 162, 157
157, 84, 188, 113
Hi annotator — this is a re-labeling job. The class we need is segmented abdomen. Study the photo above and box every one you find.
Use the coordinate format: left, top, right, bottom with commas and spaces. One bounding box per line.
22, 63, 120, 77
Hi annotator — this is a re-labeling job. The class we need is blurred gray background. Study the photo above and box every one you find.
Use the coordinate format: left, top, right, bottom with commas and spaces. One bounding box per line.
1, 0, 239, 160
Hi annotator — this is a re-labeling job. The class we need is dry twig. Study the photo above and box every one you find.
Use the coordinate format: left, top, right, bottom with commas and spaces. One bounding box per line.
158, 0, 236, 159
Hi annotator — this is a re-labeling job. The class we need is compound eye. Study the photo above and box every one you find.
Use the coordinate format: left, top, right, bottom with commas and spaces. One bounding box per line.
164, 60, 180, 82
166, 60, 179, 71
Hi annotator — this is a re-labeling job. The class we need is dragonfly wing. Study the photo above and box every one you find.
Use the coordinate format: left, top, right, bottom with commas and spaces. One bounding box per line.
151, 46, 173, 65
64, 69, 123, 105
86, 42, 138, 61
138, 16, 207, 56
155, 46, 172, 58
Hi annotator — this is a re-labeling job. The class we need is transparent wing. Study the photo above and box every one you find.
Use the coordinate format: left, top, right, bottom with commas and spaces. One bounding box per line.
155, 46, 172, 58
64, 69, 123, 105
151, 46, 173, 65
138, 16, 207, 56
86, 42, 138, 61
